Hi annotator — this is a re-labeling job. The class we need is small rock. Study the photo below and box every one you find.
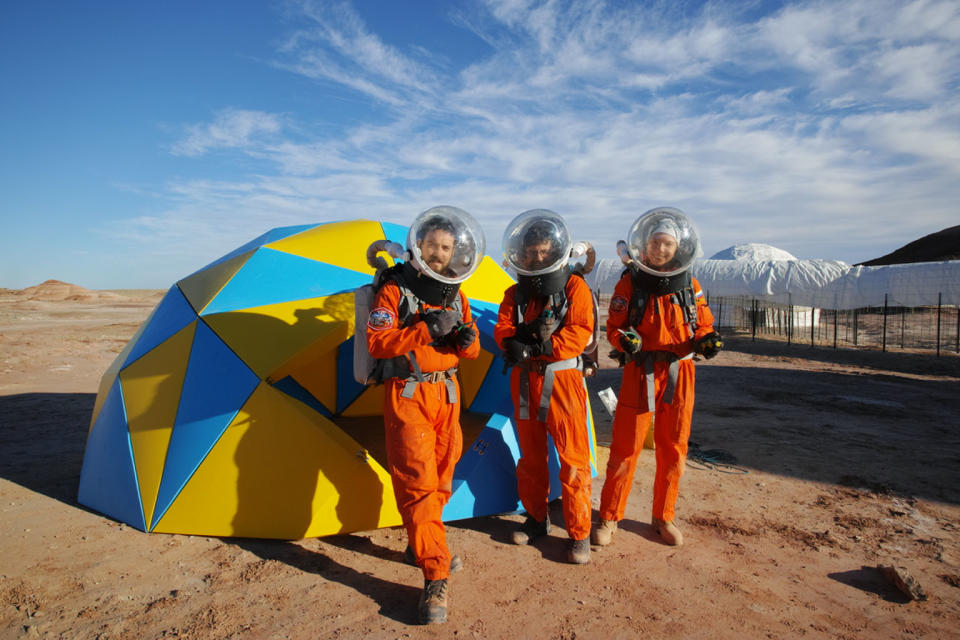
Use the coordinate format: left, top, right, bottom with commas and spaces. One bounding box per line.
879, 565, 927, 601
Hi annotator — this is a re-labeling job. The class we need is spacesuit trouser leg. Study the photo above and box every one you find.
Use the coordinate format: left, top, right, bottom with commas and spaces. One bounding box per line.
598, 405, 652, 522
651, 361, 696, 522
546, 370, 593, 541
598, 359, 651, 522
384, 379, 463, 581
514, 416, 551, 524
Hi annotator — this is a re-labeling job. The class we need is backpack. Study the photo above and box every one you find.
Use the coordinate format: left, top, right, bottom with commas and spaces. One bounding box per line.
353, 262, 463, 385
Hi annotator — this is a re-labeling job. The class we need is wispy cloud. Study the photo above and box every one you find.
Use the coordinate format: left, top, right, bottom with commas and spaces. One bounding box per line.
171, 109, 285, 156
142, 0, 960, 273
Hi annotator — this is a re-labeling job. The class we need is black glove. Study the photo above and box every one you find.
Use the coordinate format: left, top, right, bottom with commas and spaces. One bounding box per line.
513, 323, 536, 344
450, 323, 477, 350
619, 330, 642, 355
422, 310, 459, 340
695, 331, 723, 359
502, 337, 537, 365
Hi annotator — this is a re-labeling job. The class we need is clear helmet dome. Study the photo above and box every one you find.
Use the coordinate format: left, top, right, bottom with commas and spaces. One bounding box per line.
502, 209, 573, 276
406, 205, 486, 284
626, 206, 700, 277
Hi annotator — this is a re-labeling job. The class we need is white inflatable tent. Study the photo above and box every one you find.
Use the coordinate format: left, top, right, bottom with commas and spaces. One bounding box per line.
586, 243, 960, 310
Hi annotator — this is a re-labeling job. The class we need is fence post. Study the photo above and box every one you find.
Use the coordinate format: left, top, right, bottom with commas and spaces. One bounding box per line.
833, 308, 838, 349
853, 309, 859, 346
882, 294, 888, 352
810, 308, 815, 347
901, 307, 905, 349
751, 299, 757, 341
937, 292, 942, 357
787, 301, 793, 346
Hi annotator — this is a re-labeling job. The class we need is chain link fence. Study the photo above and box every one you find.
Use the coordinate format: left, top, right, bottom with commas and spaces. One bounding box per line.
710, 294, 960, 355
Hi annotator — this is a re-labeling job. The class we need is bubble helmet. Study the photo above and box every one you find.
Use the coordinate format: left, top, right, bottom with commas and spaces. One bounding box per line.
406, 206, 486, 285
502, 209, 573, 276
625, 206, 700, 277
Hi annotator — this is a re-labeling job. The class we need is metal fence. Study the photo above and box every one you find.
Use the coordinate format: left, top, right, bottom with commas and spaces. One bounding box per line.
710, 294, 960, 356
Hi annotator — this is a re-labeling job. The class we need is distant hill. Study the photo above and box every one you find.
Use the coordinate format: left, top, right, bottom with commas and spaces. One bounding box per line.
857, 225, 960, 266
14, 280, 122, 302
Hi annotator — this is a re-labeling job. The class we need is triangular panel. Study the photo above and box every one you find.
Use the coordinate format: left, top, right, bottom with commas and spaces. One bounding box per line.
90, 313, 152, 429
120, 321, 197, 528
444, 413, 522, 520
467, 353, 514, 415
272, 375, 332, 417
461, 256, 515, 305
466, 299, 502, 355
335, 335, 367, 413
203, 293, 353, 379
151, 321, 260, 529
77, 379, 146, 530
265, 219, 385, 275
177, 250, 254, 315
201, 248, 371, 315
122, 286, 197, 369
339, 384, 385, 417
152, 382, 401, 538
281, 343, 338, 414
181, 224, 318, 280
459, 348, 494, 409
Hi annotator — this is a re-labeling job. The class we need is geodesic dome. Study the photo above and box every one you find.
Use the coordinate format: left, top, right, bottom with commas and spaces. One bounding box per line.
77, 219, 598, 538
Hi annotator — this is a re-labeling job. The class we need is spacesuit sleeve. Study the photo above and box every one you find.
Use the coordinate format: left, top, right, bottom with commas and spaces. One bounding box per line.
606, 273, 633, 351
493, 285, 519, 350
691, 277, 716, 341
366, 282, 432, 359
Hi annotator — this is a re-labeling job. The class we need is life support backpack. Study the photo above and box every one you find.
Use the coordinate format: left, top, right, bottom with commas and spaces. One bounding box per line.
514, 268, 601, 376
353, 261, 463, 385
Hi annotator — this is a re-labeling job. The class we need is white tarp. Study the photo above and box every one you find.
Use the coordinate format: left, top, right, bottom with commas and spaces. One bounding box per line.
585, 243, 960, 309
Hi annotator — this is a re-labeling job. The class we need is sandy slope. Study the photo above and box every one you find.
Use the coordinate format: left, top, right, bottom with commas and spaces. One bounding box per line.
1, 286, 959, 639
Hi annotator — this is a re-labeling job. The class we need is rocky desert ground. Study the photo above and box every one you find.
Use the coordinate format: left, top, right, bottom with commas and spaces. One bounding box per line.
2, 281, 959, 639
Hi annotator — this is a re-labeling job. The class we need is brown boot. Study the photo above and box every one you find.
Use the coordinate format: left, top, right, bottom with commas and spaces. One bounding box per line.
418, 578, 448, 625
567, 537, 591, 564
591, 519, 617, 546
511, 514, 551, 545
652, 518, 684, 546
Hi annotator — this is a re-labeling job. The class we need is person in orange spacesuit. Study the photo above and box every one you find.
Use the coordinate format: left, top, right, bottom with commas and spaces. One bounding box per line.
592, 207, 722, 548
366, 206, 484, 625
494, 209, 596, 565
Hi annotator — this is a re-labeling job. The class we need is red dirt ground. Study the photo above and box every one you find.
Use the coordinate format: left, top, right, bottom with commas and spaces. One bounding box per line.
1, 287, 959, 638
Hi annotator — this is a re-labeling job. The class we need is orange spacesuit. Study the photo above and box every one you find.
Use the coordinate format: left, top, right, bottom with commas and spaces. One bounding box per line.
598, 270, 716, 537
494, 274, 595, 543
367, 280, 480, 581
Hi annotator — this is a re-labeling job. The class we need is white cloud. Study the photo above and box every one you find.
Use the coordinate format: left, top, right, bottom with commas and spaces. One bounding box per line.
171, 109, 284, 157
121, 0, 960, 281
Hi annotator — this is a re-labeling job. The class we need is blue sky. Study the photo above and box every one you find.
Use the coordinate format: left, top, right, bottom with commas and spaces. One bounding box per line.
2, 0, 958, 289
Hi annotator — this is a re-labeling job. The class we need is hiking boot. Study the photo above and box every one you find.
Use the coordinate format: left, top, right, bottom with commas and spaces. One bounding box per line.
591, 519, 617, 546
567, 537, 591, 564
652, 517, 684, 546
403, 546, 463, 573
418, 578, 448, 625
511, 515, 551, 545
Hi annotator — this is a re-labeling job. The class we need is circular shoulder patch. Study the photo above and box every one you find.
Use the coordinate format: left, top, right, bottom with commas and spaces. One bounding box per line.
367, 307, 396, 330
610, 296, 628, 313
